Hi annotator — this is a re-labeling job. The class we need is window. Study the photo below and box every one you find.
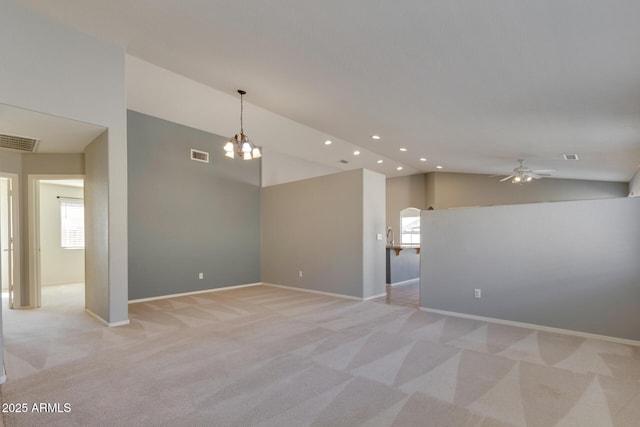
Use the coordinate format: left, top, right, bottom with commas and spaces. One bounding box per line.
60, 198, 85, 249
400, 207, 420, 245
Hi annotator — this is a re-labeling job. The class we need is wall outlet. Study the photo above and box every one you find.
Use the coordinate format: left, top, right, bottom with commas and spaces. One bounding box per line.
198, 272, 204, 280
298, 270, 303, 278
474, 288, 481, 299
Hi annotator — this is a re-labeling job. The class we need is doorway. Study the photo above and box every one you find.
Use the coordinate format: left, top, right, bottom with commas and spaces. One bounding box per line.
29, 176, 85, 308
0, 173, 19, 309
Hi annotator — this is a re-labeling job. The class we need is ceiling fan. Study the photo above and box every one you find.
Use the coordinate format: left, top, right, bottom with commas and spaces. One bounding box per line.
499, 160, 554, 183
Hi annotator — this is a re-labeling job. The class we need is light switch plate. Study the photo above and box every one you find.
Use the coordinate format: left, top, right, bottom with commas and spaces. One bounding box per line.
376, 234, 383, 241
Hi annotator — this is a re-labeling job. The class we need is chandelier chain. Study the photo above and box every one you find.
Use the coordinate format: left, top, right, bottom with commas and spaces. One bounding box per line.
240, 92, 244, 135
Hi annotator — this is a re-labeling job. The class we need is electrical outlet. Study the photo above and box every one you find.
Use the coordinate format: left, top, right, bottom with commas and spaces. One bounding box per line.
474, 288, 481, 299
298, 270, 303, 278
199, 272, 204, 280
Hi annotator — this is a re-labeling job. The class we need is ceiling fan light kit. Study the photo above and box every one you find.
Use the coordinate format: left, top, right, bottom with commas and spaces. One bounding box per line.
223, 89, 262, 160
499, 160, 553, 184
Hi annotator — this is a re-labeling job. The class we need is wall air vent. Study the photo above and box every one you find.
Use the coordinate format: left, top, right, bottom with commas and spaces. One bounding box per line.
190, 149, 209, 163
563, 153, 579, 160
0, 133, 40, 152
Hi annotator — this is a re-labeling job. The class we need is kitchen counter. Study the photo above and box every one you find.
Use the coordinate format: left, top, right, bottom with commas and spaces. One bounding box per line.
386, 246, 420, 285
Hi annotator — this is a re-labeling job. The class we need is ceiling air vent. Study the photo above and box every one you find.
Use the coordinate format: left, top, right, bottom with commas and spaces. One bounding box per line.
563, 153, 579, 160
0, 133, 40, 152
190, 149, 209, 163
339, 159, 349, 164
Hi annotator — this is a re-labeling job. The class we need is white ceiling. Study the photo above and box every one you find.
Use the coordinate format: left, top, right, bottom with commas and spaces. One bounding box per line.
13, 0, 640, 181
0, 104, 105, 153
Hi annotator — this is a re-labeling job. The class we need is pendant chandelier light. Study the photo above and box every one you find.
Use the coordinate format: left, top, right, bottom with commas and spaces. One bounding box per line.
223, 90, 262, 160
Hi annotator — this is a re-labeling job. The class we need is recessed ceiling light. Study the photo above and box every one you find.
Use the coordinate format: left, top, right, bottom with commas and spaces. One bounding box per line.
377, 160, 383, 164
419, 158, 427, 162
324, 140, 332, 145
371, 135, 381, 140
436, 165, 443, 169
353, 150, 360, 156
400, 148, 407, 152
397, 166, 403, 171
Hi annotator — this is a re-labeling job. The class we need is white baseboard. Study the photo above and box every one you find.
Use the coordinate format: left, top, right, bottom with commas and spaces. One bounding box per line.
420, 307, 640, 347
364, 292, 387, 301
85, 308, 130, 328
387, 278, 419, 287
128, 282, 263, 304
263, 283, 363, 301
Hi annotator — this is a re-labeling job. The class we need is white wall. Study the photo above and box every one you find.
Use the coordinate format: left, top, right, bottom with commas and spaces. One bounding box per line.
38, 183, 84, 286
0, 0, 128, 324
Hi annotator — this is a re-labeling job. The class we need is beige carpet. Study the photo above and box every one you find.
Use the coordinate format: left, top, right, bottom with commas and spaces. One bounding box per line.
1, 284, 639, 426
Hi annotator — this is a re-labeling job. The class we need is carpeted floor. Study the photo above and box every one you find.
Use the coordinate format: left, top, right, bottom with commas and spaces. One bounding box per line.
1, 284, 639, 426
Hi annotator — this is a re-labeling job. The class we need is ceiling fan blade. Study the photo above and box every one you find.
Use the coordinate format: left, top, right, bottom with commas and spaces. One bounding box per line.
499, 175, 514, 182
533, 169, 555, 174
528, 172, 541, 179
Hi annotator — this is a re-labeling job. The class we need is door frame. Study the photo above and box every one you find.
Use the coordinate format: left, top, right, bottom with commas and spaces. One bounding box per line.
0, 172, 20, 308
28, 174, 85, 308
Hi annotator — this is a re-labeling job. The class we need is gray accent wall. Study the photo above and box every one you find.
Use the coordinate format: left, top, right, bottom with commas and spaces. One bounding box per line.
127, 110, 261, 300
420, 197, 640, 341
262, 169, 386, 299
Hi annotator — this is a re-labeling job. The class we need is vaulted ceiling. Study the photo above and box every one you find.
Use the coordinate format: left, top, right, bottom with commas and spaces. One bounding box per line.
14, 0, 640, 181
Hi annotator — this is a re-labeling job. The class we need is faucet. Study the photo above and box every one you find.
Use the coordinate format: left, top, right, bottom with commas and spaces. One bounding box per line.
386, 227, 395, 247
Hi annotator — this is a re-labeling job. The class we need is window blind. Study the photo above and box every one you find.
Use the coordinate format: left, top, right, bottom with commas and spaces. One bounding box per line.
60, 198, 85, 249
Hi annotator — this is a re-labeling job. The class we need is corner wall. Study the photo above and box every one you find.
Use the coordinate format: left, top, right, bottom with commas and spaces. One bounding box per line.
127, 111, 261, 300
420, 197, 640, 341
85, 133, 109, 319
362, 170, 386, 299
262, 169, 385, 299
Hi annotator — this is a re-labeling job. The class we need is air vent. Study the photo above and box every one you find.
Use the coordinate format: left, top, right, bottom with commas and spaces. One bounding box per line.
339, 159, 349, 164
0, 133, 39, 152
190, 149, 209, 163
563, 153, 579, 160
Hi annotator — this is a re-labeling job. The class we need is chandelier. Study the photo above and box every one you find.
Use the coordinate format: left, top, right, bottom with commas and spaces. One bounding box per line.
223, 90, 262, 160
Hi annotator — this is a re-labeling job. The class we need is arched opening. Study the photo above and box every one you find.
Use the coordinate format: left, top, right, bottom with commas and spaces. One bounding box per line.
400, 207, 420, 246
